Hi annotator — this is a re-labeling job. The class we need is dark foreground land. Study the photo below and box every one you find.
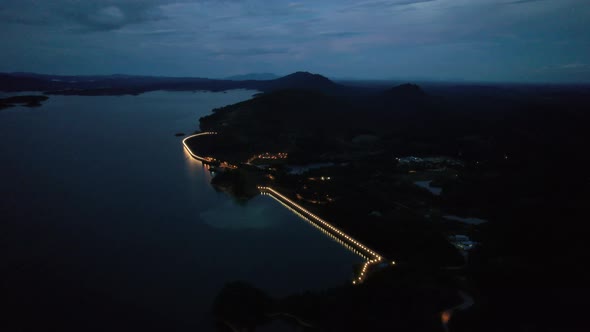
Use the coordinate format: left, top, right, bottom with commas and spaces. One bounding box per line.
188, 74, 590, 331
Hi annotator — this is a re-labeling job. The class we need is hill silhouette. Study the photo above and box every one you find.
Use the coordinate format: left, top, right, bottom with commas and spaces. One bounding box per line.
270, 71, 335, 88
383, 83, 426, 99
0, 71, 354, 96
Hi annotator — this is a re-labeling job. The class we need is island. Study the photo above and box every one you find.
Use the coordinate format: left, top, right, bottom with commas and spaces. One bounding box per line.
0, 95, 49, 110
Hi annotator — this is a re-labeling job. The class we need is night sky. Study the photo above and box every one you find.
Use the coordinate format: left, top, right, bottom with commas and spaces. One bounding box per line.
1, 0, 589, 82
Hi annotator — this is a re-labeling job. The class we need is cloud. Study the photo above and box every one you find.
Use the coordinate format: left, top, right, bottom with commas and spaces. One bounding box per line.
1, 0, 589, 82
0, 0, 172, 31
88, 6, 127, 29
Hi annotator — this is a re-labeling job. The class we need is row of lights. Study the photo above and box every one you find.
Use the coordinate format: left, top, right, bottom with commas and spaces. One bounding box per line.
266, 194, 380, 284
259, 186, 397, 284
263, 192, 376, 282
182, 132, 218, 162
353, 257, 396, 284
262, 192, 371, 260
247, 152, 289, 164
259, 186, 382, 259
183, 132, 238, 168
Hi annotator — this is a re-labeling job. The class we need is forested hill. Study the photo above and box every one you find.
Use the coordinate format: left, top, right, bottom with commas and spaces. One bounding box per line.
198, 83, 590, 168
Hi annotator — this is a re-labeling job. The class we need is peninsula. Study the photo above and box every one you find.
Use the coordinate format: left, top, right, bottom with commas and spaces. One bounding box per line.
182, 72, 590, 331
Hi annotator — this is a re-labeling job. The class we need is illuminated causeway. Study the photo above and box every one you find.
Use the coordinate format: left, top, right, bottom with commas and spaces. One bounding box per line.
259, 186, 395, 284
182, 132, 218, 163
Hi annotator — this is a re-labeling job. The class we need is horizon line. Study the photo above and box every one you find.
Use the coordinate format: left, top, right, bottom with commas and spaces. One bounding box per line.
2, 71, 589, 86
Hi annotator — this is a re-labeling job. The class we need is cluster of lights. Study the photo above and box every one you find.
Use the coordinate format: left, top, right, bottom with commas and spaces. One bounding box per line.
307, 176, 331, 181
219, 161, 238, 170
259, 186, 397, 284
247, 152, 288, 164
257, 152, 288, 159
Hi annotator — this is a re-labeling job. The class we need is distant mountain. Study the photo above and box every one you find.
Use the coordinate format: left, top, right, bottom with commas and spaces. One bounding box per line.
274, 71, 334, 85
383, 83, 426, 99
0, 71, 359, 96
225, 73, 279, 81
261, 71, 339, 92
372, 83, 431, 110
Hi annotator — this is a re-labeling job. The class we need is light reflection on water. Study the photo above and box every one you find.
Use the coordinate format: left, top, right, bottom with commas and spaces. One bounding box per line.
183, 146, 213, 185
200, 196, 276, 230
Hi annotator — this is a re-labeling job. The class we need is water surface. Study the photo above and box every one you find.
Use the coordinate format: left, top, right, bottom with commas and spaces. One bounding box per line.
414, 180, 442, 196
0, 91, 361, 331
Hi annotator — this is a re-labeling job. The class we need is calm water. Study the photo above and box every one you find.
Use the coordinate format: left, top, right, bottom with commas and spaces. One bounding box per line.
0, 91, 361, 331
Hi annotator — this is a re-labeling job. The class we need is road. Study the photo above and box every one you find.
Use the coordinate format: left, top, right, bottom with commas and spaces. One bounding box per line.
182, 131, 218, 163
259, 186, 394, 284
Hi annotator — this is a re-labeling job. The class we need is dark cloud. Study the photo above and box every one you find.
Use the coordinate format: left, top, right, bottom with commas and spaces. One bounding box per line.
67, 5, 164, 31
0, 0, 173, 31
0, 0, 589, 82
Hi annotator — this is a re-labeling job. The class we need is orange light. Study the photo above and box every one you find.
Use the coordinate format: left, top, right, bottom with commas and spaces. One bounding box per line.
258, 186, 392, 284
441, 311, 452, 325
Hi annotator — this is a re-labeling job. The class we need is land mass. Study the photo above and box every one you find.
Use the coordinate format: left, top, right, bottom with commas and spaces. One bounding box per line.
0, 95, 49, 110
184, 73, 589, 332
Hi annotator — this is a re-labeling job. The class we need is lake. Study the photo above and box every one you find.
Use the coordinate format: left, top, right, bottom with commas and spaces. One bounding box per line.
0, 91, 362, 331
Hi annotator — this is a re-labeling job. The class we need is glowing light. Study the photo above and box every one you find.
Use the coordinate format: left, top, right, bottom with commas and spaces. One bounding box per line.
182, 132, 217, 163
258, 186, 393, 284
182, 132, 238, 168
441, 311, 452, 325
